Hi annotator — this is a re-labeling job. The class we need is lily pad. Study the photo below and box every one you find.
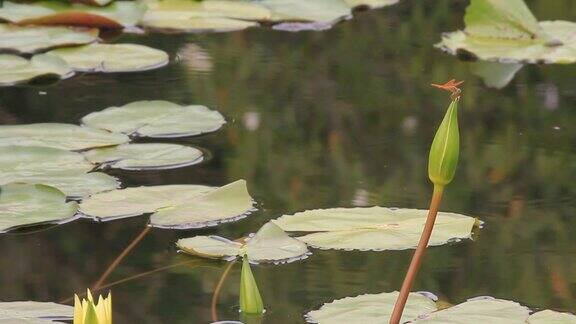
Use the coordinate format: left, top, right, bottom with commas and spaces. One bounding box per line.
81, 100, 226, 138
0, 24, 99, 54
305, 291, 437, 324
23, 172, 120, 198
436, 0, 576, 64
412, 297, 530, 323
0, 54, 73, 86
272, 207, 478, 251
84, 143, 204, 170
80, 184, 214, 220
0, 183, 78, 233
345, 0, 400, 9
150, 180, 255, 229
0, 0, 144, 28
470, 61, 523, 89
261, 0, 351, 23
0, 123, 129, 150
527, 310, 576, 323
142, 0, 266, 32
48, 43, 169, 73
0, 301, 72, 322
177, 222, 309, 263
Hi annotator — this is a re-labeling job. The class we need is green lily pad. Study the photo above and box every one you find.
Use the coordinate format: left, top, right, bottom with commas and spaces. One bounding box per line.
345, 0, 400, 9
80, 184, 214, 220
412, 297, 530, 323
0, 183, 78, 233
80, 180, 254, 228
0, 54, 73, 86
177, 222, 309, 263
0, 301, 73, 321
81, 100, 226, 138
470, 61, 523, 89
0, 24, 99, 54
436, 0, 576, 64
261, 0, 351, 23
143, 15, 258, 33
48, 43, 169, 73
150, 180, 255, 229
0, 319, 62, 323
527, 310, 576, 323
306, 291, 437, 324
0, 123, 129, 150
84, 143, 204, 170
0, 0, 144, 28
0, 145, 118, 198
273, 207, 478, 251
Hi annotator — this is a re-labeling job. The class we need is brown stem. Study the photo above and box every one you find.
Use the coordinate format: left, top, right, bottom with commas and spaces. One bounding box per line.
92, 226, 152, 290
60, 259, 200, 304
211, 261, 236, 322
390, 185, 444, 324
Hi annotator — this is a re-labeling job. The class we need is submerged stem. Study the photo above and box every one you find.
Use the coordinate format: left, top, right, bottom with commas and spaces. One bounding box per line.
389, 185, 444, 324
92, 226, 152, 290
211, 261, 236, 322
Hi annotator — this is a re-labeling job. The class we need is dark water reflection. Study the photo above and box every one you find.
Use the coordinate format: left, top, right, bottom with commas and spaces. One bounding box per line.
1, 0, 576, 322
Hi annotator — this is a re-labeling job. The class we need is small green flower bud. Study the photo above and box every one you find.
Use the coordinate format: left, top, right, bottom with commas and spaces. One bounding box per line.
428, 97, 460, 187
240, 256, 264, 315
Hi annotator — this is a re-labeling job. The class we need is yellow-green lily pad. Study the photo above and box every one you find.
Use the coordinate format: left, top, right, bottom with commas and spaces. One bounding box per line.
527, 310, 576, 323
0, 123, 129, 150
0, 183, 78, 233
0, 0, 144, 28
84, 143, 204, 170
306, 291, 437, 324
0, 24, 99, 54
177, 222, 309, 263
48, 43, 169, 73
412, 297, 530, 323
81, 100, 225, 138
0, 54, 73, 86
0, 301, 73, 321
142, 0, 266, 32
437, 0, 576, 64
273, 207, 478, 251
261, 0, 351, 23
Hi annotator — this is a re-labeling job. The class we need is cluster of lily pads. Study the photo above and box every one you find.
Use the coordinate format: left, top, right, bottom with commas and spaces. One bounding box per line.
0, 99, 257, 233
0, 0, 402, 86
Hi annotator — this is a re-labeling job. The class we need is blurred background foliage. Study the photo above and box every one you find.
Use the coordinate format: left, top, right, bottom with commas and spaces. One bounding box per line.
0, 0, 576, 322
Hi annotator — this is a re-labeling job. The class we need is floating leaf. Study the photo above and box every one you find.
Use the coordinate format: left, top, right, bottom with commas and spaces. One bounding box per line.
436, 0, 576, 64
80, 184, 214, 220
0, 184, 78, 233
84, 143, 204, 170
0, 0, 144, 28
345, 0, 400, 9
306, 291, 437, 324
470, 61, 523, 89
412, 297, 530, 323
150, 180, 255, 229
0, 123, 129, 150
23, 172, 120, 198
527, 310, 576, 323
142, 0, 266, 32
0, 24, 98, 54
261, 0, 351, 23
0, 54, 73, 86
48, 43, 169, 73
0, 301, 73, 321
81, 100, 226, 138
273, 207, 478, 251
177, 222, 309, 263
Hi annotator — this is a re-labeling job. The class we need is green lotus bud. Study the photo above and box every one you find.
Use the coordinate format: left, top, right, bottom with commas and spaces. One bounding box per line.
428, 97, 460, 187
239, 256, 264, 314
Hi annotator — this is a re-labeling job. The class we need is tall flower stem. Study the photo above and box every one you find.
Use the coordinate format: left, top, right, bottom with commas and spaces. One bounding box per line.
389, 185, 444, 324
211, 261, 236, 322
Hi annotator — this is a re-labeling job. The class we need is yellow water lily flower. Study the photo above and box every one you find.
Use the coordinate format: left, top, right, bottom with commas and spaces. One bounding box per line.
74, 289, 112, 324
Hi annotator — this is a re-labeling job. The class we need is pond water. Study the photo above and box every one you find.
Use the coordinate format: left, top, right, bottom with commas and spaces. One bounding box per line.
1, 0, 576, 322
